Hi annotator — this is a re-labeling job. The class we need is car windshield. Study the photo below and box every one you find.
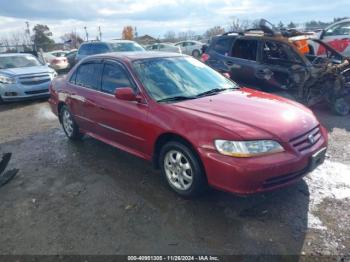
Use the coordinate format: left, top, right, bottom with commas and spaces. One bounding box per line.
110, 42, 145, 52
133, 57, 238, 102
0, 55, 42, 69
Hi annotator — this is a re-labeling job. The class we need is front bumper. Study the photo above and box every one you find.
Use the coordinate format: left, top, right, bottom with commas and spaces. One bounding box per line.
199, 127, 328, 195
0, 81, 51, 102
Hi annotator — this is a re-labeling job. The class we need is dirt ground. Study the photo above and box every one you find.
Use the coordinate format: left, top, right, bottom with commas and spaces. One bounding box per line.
0, 100, 349, 257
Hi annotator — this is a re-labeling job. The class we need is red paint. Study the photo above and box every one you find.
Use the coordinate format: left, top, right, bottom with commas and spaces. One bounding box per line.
49, 53, 328, 195
201, 53, 210, 63
317, 39, 350, 55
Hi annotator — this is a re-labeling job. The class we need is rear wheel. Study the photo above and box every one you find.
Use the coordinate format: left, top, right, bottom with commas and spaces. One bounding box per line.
192, 49, 200, 58
60, 105, 83, 140
0, 96, 4, 105
331, 97, 350, 116
159, 141, 207, 197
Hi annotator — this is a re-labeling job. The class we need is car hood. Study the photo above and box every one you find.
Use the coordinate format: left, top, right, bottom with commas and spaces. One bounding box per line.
0, 66, 54, 77
171, 88, 319, 142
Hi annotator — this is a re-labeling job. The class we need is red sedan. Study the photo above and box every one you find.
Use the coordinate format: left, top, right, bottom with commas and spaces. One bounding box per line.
49, 52, 328, 197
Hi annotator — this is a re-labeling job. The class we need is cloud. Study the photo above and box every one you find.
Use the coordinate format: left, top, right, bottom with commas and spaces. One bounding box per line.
0, 0, 349, 41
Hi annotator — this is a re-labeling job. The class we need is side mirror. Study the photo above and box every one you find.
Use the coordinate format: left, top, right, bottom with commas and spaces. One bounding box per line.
115, 87, 143, 102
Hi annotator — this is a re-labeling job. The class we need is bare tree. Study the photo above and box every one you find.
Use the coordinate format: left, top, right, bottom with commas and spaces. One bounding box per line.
163, 31, 176, 42
176, 30, 196, 41
60, 31, 84, 49
204, 26, 225, 39
229, 18, 252, 32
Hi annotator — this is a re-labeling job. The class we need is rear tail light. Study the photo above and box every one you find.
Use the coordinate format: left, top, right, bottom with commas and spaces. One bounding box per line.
201, 53, 209, 63
52, 59, 60, 64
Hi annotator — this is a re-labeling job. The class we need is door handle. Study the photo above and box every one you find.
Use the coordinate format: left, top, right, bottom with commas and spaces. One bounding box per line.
256, 68, 273, 80
225, 61, 234, 66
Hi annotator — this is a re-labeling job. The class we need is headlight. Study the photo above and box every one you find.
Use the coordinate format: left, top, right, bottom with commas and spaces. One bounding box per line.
50, 71, 58, 79
0, 75, 16, 84
214, 140, 284, 158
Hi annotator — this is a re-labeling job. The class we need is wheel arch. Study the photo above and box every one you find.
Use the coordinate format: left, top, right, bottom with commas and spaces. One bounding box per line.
152, 132, 203, 170
57, 102, 66, 123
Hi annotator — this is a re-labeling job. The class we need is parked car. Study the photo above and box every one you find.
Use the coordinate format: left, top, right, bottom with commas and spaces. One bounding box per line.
49, 52, 328, 197
43, 52, 69, 71
146, 43, 182, 53
76, 40, 145, 63
311, 19, 350, 56
0, 53, 56, 103
65, 50, 77, 69
202, 28, 350, 115
174, 41, 203, 58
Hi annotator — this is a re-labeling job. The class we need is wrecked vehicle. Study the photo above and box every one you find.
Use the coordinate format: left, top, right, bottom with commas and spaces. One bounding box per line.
201, 20, 350, 115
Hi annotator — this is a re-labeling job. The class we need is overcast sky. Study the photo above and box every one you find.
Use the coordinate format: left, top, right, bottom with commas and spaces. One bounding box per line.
0, 0, 349, 42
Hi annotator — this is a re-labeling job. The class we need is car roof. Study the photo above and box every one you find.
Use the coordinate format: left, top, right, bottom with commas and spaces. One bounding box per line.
212, 34, 293, 44
81, 40, 137, 45
0, 53, 35, 57
325, 19, 350, 30
87, 51, 184, 62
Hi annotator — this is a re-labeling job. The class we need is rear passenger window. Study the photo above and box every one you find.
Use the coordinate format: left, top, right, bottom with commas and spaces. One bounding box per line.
213, 38, 234, 55
231, 39, 258, 61
75, 63, 103, 90
90, 44, 110, 55
101, 63, 134, 94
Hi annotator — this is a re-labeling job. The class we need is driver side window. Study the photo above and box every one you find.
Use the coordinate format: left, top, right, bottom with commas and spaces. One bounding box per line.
101, 63, 135, 94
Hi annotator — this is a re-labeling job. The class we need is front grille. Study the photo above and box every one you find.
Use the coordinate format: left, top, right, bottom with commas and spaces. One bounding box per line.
262, 166, 309, 189
19, 74, 51, 86
25, 89, 48, 95
289, 126, 321, 152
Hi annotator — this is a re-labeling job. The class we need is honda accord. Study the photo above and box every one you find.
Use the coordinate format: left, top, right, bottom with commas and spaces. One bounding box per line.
49, 52, 328, 197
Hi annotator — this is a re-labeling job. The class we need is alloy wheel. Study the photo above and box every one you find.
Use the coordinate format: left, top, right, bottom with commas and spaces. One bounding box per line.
164, 150, 193, 191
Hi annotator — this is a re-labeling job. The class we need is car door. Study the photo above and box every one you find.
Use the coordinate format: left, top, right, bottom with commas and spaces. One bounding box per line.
92, 60, 150, 155
225, 38, 261, 88
185, 42, 195, 54
257, 40, 305, 91
66, 60, 104, 133
175, 42, 187, 54
320, 21, 350, 56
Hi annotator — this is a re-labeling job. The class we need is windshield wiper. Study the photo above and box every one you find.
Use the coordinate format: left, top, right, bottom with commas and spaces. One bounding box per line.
195, 87, 236, 98
157, 96, 196, 103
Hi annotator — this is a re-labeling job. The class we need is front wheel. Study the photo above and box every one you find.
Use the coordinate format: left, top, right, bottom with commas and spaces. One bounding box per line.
331, 98, 350, 116
60, 105, 83, 140
159, 141, 207, 197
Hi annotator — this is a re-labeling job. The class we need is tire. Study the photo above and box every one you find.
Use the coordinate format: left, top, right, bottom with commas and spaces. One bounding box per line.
331, 98, 350, 116
60, 105, 83, 140
159, 141, 207, 197
0, 96, 3, 105
192, 49, 200, 58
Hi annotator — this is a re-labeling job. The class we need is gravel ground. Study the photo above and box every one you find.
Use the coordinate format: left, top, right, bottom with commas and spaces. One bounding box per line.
0, 100, 349, 257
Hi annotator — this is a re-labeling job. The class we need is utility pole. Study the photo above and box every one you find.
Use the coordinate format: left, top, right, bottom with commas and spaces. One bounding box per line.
25, 21, 31, 46
84, 26, 89, 41
98, 26, 102, 41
